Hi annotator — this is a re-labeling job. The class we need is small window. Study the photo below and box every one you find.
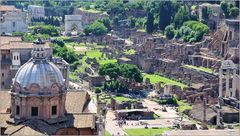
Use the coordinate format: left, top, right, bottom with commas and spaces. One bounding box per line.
16, 105, 20, 115
2, 73, 4, 77
31, 107, 38, 117
52, 105, 57, 116
12, 22, 15, 27
2, 54, 6, 59
1, 82, 4, 86
230, 78, 233, 89
14, 56, 16, 60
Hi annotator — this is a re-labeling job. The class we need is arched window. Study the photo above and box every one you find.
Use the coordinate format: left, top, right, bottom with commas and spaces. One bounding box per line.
16, 105, 20, 115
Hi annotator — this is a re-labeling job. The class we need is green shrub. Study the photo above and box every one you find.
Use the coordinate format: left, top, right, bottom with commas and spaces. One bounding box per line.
32, 25, 60, 36
176, 21, 209, 42
95, 87, 102, 94
164, 25, 175, 39
84, 21, 108, 36
12, 31, 25, 36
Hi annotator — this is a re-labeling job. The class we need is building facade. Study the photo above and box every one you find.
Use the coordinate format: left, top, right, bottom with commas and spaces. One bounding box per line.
11, 39, 67, 120
0, 37, 52, 89
0, 6, 28, 34
27, 5, 45, 23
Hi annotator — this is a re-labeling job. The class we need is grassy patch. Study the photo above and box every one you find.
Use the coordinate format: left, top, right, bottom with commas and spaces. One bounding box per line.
84, 50, 117, 64
124, 128, 171, 136
123, 49, 136, 55
143, 74, 187, 88
177, 100, 192, 113
105, 130, 111, 136
114, 96, 136, 102
74, 49, 116, 74
69, 72, 79, 81
99, 94, 111, 104
65, 42, 86, 47
79, 7, 103, 13
183, 65, 215, 74
137, 29, 146, 32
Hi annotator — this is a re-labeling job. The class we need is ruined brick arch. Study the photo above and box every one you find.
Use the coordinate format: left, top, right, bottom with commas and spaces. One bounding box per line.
71, 23, 78, 31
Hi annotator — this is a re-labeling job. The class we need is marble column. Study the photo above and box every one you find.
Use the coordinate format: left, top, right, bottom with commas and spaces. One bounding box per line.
216, 109, 221, 128
192, 57, 195, 66
225, 69, 230, 97
219, 69, 223, 98
207, 60, 209, 68
232, 69, 236, 97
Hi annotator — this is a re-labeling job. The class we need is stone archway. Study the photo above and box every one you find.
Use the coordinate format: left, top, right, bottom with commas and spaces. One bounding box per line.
65, 15, 82, 36
71, 24, 78, 35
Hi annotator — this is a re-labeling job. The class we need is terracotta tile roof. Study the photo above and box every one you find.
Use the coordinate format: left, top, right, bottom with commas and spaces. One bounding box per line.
0, 6, 19, 11
1, 114, 96, 135
3, 125, 25, 135
0, 41, 51, 50
0, 91, 11, 113
188, 104, 216, 122
22, 119, 57, 135
12, 126, 44, 136
0, 113, 10, 128
71, 114, 95, 129
65, 91, 90, 113
0, 36, 22, 45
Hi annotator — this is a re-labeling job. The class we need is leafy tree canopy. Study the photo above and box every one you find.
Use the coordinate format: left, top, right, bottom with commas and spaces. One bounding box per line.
220, 1, 239, 18
84, 21, 108, 36
99, 63, 143, 83
32, 25, 60, 36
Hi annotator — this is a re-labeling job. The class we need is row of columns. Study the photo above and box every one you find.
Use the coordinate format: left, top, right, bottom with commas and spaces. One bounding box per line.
219, 69, 237, 98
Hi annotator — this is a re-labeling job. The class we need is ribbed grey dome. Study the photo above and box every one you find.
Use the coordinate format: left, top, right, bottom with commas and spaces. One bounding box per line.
14, 59, 64, 88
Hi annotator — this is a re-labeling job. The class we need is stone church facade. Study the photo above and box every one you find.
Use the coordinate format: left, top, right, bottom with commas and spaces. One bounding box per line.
0, 6, 28, 34
0, 39, 100, 135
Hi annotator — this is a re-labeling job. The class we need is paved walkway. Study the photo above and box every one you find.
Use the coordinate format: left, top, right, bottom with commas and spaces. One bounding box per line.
142, 99, 179, 118
105, 110, 128, 136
